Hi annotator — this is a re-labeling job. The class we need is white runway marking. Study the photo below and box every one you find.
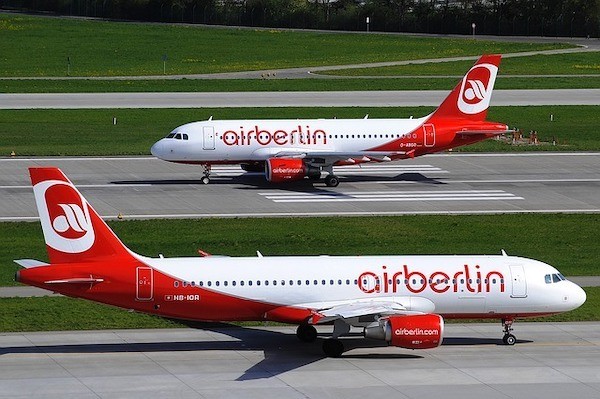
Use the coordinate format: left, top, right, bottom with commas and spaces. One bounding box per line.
259, 189, 523, 203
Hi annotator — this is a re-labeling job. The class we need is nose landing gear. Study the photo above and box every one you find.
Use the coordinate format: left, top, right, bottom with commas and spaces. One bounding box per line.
502, 318, 516, 345
200, 164, 211, 184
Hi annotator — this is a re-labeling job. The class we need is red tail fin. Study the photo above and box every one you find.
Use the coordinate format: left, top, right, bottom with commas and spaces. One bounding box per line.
430, 54, 501, 121
30, 167, 134, 264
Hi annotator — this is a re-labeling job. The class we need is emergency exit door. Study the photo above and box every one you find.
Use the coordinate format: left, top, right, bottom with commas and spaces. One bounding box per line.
203, 126, 215, 150
423, 124, 435, 147
136, 267, 154, 301
509, 264, 527, 298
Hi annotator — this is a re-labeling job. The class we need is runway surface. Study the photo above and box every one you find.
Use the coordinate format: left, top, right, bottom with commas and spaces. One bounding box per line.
1, 89, 599, 109
1, 153, 599, 220
1, 323, 599, 398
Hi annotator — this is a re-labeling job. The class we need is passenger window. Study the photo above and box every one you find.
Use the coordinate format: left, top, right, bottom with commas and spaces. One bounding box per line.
545, 274, 552, 284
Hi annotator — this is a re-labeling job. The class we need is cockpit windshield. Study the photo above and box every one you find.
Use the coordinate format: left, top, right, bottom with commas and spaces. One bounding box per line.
164, 133, 188, 140
545, 273, 566, 284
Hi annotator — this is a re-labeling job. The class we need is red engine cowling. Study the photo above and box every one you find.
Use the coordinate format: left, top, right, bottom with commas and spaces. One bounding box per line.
364, 314, 444, 349
265, 158, 320, 183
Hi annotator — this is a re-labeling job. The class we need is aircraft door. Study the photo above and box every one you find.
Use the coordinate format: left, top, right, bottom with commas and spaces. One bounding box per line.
509, 264, 527, 298
423, 124, 435, 147
203, 126, 215, 150
136, 267, 154, 301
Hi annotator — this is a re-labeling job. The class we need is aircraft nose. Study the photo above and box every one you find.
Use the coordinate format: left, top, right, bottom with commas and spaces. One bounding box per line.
151, 140, 165, 158
571, 283, 587, 309
565, 282, 586, 311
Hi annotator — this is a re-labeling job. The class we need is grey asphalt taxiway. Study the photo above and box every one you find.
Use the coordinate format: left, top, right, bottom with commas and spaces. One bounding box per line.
1, 89, 599, 109
1, 323, 600, 398
1, 152, 599, 220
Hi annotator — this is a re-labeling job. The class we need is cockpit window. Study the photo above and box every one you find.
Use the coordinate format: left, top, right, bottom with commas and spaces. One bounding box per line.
174, 133, 182, 140
166, 133, 176, 139
546, 273, 566, 284
183, 134, 189, 140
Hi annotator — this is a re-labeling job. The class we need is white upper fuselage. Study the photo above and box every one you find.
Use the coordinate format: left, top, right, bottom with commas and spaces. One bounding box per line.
141, 253, 585, 319
150, 117, 428, 163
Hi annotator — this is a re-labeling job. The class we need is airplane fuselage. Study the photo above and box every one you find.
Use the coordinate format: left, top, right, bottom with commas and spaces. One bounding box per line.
18, 254, 585, 325
151, 117, 506, 165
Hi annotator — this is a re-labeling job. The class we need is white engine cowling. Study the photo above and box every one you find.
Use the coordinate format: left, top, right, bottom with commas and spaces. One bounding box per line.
364, 314, 444, 349
265, 158, 320, 183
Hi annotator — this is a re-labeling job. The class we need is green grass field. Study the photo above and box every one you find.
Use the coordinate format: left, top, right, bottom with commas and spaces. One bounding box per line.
1, 286, 598, 332
0, 13, 571, 77
322, 52, 600, 76
1, 105, 598, 156
3, 214, 600, 287
2, 75, 600, 93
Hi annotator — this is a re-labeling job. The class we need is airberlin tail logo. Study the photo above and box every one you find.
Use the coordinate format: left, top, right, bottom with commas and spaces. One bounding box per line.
33, 180, 95, 254
457, 63, 498, 115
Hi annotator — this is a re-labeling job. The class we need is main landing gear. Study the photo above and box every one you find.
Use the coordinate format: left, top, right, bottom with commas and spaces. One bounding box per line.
200, 164, 211, 184
502, 318, 517, 345
296, 324, 317, 343
325, 174, 340, 187
297, 320, 349, 357
322, 166, 340, 187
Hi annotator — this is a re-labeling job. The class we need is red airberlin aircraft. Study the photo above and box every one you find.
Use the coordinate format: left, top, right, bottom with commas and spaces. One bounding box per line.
15, 168, 586, 356
151, 54, 511, 187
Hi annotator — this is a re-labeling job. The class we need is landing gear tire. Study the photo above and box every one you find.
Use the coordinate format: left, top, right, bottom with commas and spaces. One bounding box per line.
322, 339, 345, 357
296, 324, 317, 343
503, 334, 516, 345
501, 318, 516, 345
200, 164, 212, 185
325, 175, 340, 187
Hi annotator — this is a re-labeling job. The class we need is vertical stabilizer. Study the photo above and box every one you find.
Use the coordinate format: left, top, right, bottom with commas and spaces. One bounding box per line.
30, 167, 134, 264
429, 54, 501, 121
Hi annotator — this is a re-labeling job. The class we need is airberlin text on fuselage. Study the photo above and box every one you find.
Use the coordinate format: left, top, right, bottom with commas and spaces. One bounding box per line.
358, 264, 505, 294
222, 125, 327, 146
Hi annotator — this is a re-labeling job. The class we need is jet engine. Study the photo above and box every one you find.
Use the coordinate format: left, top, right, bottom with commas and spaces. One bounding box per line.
364, 314, 444, 349
265, 158, 320, 183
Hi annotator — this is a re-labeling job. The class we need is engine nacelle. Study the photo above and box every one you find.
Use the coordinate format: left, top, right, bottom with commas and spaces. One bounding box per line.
265, 158, 320, 183
364, 314, 444, 349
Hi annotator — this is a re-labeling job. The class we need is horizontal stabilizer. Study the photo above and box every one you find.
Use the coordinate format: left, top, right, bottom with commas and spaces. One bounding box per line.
44, 277, 105, 285
13, 259, 49, 269
456, 129, 514, 136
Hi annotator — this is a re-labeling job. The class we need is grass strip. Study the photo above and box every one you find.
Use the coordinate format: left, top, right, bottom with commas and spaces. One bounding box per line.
3, 214, 600, 287
1, 287, 599, 333
1, 106, 598, 156
0, 13, 571, 77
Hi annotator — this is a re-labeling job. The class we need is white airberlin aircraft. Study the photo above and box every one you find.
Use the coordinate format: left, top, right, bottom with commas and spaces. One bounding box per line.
151, 54, 511, 186
15, 167, 586, 357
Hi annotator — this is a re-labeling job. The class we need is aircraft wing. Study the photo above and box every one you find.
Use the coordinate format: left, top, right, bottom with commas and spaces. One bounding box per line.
274, 150, 407, 164
311, 300, 407, 324
305, 296, 435, 325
